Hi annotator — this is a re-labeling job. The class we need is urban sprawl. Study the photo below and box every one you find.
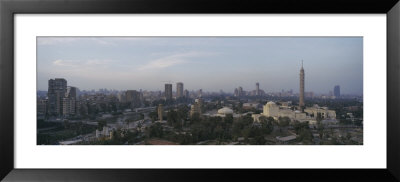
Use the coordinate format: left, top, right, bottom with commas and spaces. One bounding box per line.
37, 64, 363, 145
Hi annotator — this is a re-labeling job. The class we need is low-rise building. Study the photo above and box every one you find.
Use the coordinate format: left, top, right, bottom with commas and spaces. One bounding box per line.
256, 102, 336, 124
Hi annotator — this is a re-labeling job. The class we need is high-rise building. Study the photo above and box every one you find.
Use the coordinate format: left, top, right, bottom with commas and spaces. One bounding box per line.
126, 90, 141, 108
184, 89, 189, 98
47, 78, 67, 116
158, 104, 163, 121
190, 98, 203, 116
62, 97, 76, 116
334, 85, 340, 98
165, 84, 172, 100
66, 86, 78, 99
62, 86, 78, 116
176, 82, 184, 98
234, 88, 239, 97
299, 61, 305, 108
238, 87, 243, 97
256, 82, 260, 96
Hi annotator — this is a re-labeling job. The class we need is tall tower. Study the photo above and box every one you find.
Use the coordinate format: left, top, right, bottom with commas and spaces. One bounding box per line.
299, 60, 305, 108
256, 82, 260, 96
176, 82, 184, 98
334, 85, 340, 98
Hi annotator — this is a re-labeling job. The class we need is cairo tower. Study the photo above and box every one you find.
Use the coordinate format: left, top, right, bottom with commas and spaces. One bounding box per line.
299, 61, 305, 108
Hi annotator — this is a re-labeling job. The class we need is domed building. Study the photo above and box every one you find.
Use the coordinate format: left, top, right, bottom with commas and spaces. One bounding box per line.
217, 107, 233, 115
263, 101, 279, 117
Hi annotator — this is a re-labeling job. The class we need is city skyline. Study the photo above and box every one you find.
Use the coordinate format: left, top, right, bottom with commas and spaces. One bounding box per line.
37, 37, 363, 95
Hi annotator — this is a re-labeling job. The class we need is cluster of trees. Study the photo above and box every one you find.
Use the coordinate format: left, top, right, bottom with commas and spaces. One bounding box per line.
37, 120, 97, 145
292, 121, 313, 144
146, 106, 286, 144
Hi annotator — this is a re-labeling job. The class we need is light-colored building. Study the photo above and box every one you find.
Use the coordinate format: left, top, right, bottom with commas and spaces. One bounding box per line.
263, 101, 279, 118
218, 107, 233, 115
62, 97, 76, 116
190, 99, 203, 116
304, 105, 336, 119
96, 126, 113, 139
259, 102, 335, 124
190, 98, 203, 116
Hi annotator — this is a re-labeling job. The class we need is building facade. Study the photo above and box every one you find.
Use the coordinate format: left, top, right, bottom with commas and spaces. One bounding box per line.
126, 90, 141, 108
176, 82, 184, 98
47, 78, 67, 116
184, 89, 189, 98
62, 86, 78, 116
165, 84, 172, 100
334, 85, 340, 98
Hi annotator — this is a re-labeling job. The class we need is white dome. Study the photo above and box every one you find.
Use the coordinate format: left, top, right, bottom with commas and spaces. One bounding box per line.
266, 101, 276, 106
218, 107, 233, 115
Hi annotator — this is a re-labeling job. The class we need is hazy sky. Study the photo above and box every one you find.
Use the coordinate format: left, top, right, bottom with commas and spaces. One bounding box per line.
37, 37, 363, 95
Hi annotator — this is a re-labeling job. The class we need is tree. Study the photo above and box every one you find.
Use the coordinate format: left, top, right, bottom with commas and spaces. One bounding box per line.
149, 111, 158, 122
224, 114, 234, 125
146, 123, 164, 138
278, 116, 290, 127
251, 135, 266, 145
167, 110, 181, 129
258, 116, 273, 134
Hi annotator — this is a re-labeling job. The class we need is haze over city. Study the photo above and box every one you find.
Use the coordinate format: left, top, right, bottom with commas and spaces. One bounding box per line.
37, 37, 363, 95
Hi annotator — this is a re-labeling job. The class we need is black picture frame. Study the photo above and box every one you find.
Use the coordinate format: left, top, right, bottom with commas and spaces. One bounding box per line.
1, 0, 399, 181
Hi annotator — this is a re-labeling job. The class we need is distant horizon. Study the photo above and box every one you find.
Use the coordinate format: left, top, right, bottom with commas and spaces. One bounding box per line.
37, 37, 363, 95
36, 82, 362, 96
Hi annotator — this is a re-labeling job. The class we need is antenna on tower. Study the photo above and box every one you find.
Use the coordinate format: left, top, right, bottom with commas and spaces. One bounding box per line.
301, 60, 303, 68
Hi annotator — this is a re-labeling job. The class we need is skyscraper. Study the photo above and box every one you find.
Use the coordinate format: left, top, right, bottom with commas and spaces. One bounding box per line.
176, 82, 184, 98
299, 61, 305, 108
334, 85, 340, 98
256, 82, 260, 96
66, 86, 78, 99
47, 78, 67, 116
165, 84, 172, 100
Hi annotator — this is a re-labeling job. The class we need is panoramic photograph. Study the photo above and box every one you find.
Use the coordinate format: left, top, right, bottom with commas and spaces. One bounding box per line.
36, 37, 363, 145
